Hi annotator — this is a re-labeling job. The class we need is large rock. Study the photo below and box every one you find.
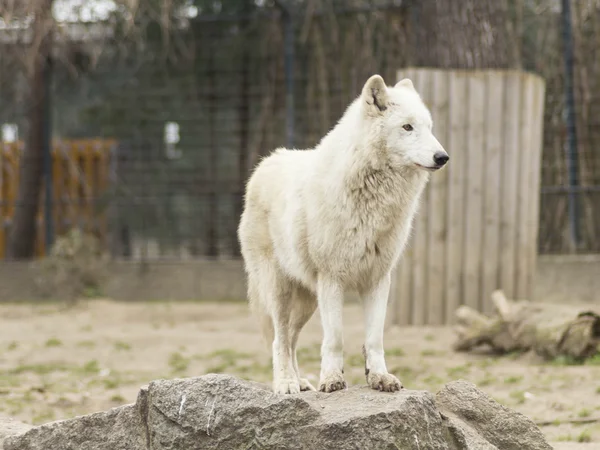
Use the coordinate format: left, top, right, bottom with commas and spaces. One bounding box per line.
2, 375, 552, 450
0, 417, 31, 450
436, 380, 552, 450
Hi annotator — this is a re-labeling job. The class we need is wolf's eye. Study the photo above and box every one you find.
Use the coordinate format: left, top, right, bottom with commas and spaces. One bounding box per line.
403, 124, 413, 132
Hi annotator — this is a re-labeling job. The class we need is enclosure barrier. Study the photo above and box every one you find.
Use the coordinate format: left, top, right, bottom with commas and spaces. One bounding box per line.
0, 139, 115, 257
389, 68, 546, 326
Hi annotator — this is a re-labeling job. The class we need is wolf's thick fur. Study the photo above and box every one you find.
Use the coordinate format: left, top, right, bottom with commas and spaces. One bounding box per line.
238, 75, 448, 394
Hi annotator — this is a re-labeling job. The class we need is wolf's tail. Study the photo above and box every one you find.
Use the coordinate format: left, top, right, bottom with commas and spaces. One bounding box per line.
247, 277, 274, 348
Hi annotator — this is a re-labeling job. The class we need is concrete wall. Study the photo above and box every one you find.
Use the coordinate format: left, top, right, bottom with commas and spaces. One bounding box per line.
0, 255, 598, 307
533, 254, 600, 305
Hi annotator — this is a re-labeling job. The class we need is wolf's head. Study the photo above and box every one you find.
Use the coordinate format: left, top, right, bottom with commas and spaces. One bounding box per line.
360, 74, 449, 172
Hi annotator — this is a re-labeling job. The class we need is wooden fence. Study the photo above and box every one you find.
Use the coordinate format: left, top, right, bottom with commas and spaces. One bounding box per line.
0, 139, 114, 258
389, 68, 546, 325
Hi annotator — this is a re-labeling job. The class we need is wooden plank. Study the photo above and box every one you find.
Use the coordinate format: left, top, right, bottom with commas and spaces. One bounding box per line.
409, 69, 430, 325
52, 143, 63, 235
515, 74, 536, 299
426, 70, 449, 325
395, 247, 413, 326
526, 78, 547, 300
499, 73, 521, 299
6, 145, 18, 219
445, 71, 468, 323
463, 73, 486, 312
0, 145, 5, 258
68, 143, 80, 230
98, 142, 110, 248
385, 265, 398, 329
85, 142, 95, 233
480, 72, 504, 315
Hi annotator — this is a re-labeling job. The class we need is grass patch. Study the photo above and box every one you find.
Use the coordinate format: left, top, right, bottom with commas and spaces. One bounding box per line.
509, 390, 526, 405
6, 362, 71, 376
235, 361, 272, 378
420, 349, 442, 357
386, 348, 405, 357
110, 394, 127, 403
297, 345, 321, 364
83, 286, 103, 298
477, 374, 497, 387
585, 354, 600, 366
207, 349, 253, 363
114, 341, 132, 351
45, 338, 63, 348
577, 430, 592, 443
424, 333, 435, 342
102, 378, 121, 389
551, 355, 583, 366
6, 341, 18, 351
32, 410, 55, 425
168, 352, 191, 374
596, 386, 600, 394
346, 353, 364, 367
389, 366, 417, 386
503, 375, 523, 385
420, 374, 444, 389
446, 364, 471, 378
205, 363, 230, 374
349, 374, 365, 385
76, 340, 96, 348
81, 360, 101, 374
578, 408, 592, 418
0, 373, 21, 388
557, 435, 573, 442
507, 350, 526, 360
476, 358, 497, 369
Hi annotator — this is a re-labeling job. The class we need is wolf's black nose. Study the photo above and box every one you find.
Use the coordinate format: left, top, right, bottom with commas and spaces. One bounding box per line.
433, 152, 449, 166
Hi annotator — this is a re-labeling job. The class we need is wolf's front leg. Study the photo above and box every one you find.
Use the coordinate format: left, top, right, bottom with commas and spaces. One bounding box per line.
317, 276, 346, 392
361, 273, 403, 392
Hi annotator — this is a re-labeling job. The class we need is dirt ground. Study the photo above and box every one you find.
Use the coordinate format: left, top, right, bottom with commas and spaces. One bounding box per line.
1, 299, 600, 446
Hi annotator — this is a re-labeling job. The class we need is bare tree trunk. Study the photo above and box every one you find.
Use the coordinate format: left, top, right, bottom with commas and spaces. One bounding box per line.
7, 0, 54, 259
413, 0, 520, 70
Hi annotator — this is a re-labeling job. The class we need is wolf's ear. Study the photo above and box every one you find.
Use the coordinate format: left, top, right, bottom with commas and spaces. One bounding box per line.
395, 78, 416, 91
362, 75, 389, 113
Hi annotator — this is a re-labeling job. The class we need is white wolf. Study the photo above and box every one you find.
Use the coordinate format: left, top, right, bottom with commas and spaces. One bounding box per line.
238, 74, 448, 394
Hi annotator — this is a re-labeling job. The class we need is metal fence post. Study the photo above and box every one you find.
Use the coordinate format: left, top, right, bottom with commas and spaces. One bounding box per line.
43, 48, 54, 252
561, 0, 580, 250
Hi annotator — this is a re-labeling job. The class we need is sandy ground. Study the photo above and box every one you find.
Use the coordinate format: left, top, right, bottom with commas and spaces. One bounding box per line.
1, 299, 600, 447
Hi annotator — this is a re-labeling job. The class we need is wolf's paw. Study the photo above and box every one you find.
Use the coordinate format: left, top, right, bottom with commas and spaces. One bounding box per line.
299, 378, 316, 392
367, 372, 403, 392
273, 378, 301, 395
319, 371, 347, 393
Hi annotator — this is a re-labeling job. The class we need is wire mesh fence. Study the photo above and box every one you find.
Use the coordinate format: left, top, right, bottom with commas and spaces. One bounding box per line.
0, 0, 598, 260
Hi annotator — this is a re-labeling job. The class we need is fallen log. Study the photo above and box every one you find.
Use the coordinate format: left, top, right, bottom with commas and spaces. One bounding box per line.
453, 290, 600, 361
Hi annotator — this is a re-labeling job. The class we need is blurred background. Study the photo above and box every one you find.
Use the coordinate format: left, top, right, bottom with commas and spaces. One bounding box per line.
0, 0, 598, 262
0, 0, 599, 446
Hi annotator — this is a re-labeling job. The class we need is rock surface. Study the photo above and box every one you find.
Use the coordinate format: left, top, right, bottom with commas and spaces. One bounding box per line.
436, 380, 552, 450
0, 417, 31, 450
2, 375, 552, 450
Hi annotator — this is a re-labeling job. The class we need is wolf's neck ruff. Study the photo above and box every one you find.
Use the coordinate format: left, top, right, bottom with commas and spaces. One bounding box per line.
315, 106, 429, 229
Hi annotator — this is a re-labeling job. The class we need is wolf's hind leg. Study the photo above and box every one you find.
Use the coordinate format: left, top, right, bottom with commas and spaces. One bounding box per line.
260, 263, 299, 394
289, 284, 318, 391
